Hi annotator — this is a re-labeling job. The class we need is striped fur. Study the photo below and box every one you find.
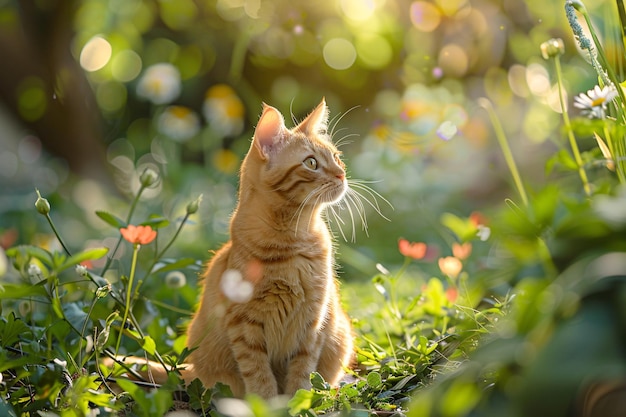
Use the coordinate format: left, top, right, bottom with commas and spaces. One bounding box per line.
185, 99, 354, 398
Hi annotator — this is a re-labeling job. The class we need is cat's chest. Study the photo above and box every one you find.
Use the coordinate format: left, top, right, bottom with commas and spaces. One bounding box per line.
253, 254, 332, 352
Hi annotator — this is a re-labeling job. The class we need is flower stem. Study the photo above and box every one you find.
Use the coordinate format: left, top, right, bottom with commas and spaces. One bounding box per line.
100, 185, 146, 275
45, 213, 72, 257
135, 212, 191, 296
115, 243, 140, 355
479, 98, 529, 207
553, 55, 592, 196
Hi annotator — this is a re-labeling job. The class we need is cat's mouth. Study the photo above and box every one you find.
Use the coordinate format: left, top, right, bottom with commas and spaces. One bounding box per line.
324, 179, 347, 205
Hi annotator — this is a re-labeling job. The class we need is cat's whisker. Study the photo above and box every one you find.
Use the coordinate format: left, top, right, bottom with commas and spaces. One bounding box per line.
347, 181, 393, 220
345, 189, 369, 233
292, 187, 321, 233
289, 98, 298, 126
347, 181, 386, 213
335, 192, 358, 242
329, 105, 360, 138
345, 191, 369, 238
333, 132, 358, 148
328, 204, 349, 242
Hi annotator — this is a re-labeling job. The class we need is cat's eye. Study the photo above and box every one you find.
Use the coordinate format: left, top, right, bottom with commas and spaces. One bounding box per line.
303, 157, 318, 170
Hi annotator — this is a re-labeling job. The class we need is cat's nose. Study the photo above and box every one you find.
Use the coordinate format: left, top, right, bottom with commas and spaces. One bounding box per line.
336, 173, 345, 181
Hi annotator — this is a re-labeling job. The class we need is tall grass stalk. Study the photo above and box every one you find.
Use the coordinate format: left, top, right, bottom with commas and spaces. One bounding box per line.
552, 53, 593, 196
478, 98, 529, 207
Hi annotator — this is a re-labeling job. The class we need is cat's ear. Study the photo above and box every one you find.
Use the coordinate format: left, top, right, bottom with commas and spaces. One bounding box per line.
295, 98, 329, 136
253, 103, 286, 159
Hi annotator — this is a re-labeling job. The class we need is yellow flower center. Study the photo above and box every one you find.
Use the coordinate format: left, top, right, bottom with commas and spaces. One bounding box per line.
591, 97, 606, 107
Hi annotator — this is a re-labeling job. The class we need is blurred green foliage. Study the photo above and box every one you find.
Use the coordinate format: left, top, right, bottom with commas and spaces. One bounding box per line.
2, 0, 626, 416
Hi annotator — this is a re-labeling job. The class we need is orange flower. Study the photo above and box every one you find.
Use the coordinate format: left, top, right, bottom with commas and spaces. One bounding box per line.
469, 211, 487, 227
438, 256, 462, 279
398, 238, 427, 260
120, 225, 157, 245
445, 286, 458, 303
452, 242, 472, 260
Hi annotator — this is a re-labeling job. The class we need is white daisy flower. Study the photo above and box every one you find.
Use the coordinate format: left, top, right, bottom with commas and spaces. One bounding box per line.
136, 63, 182, 105
203, 84, 245, 137
157, 105, 201, 142
573, 85, 617, 119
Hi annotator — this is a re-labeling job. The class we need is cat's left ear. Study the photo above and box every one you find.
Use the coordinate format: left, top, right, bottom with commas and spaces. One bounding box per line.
295, 98, 329, 137
253, 103, 287, 160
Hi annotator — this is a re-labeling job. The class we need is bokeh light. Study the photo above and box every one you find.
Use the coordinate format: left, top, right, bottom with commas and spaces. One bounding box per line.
79, 35, 112, 72
323, 38, 357, 70
111, 50, 142, 82
341, 0, 376, 21
438, 44, 468, 78
356, 34, 393, 69
410, 1, 441, 32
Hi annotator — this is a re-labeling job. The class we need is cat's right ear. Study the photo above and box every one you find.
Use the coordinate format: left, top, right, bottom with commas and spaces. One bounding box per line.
253, 103, 286, 160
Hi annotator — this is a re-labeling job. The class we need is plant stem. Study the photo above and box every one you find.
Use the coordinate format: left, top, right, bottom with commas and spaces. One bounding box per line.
100, 185, 147, 275
603, 124, 626, 183
479, 98, 530, 207
79, 297, 99, 366
45, 213, 72, 257
553, 55, 592, 196
115, 243, 140, 354
135, 212, 191, 296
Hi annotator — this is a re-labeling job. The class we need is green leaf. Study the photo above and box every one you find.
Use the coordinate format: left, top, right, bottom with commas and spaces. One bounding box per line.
115, 378, 141, 398
141, 335, 157, 356
141, 215, 170, 229
6, 245, 54, 269
0, 397, 17, 417
0, 313, 31, 348
56, 247, 108, 272
545, 148, 580, 177
440, 212, 477, 242
288, 389, 314, 416
187, 378, 212, 410
0, 282, 48, 299
366, 371, 382, 389
310, 372, 329, 390
95, 211, 127, 229
151, 258, 198, 275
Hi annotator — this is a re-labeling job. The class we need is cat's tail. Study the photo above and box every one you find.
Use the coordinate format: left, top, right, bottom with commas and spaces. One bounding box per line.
101, 355, 195, 387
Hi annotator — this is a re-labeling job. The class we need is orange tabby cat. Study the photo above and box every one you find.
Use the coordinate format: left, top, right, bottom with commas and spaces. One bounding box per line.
182, 98, 354, 398
109, 99, 355, 398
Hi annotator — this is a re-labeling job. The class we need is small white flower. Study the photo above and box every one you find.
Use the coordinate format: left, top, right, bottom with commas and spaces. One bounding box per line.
75, 264, 88, 277
136, 63, 182, 105
157, 106, 201, 142
573, 85, 617, 119
220, 269, 253, 303
84, 335, 94, 353
165, 271, 186, 289
27, 263, 42, 282
53, 358, 68, 368
477, 225, 491, 241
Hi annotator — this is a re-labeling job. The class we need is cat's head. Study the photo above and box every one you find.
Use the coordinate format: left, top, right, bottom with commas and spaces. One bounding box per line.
242, 98, 347, 208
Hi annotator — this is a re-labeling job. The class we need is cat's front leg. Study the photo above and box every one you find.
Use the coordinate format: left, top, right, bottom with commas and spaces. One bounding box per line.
226, 309, 279, 398
284, 341, 323, 395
